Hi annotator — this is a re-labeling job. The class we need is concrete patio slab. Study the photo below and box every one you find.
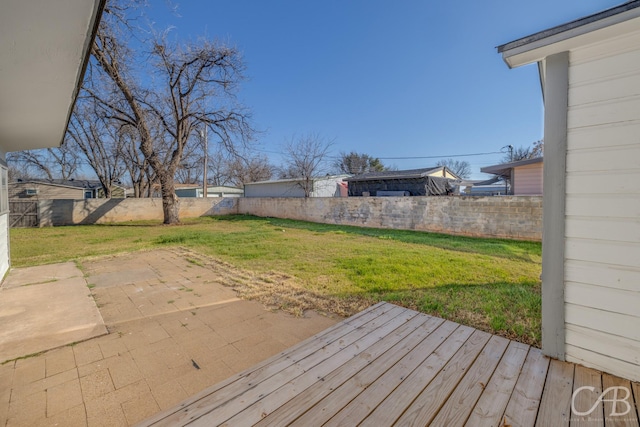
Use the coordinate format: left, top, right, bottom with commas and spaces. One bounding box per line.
0, 262, 107, 363
0, 249, 340, 426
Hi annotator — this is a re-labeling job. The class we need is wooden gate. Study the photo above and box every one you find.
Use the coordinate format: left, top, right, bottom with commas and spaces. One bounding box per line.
9, 200, 38, 228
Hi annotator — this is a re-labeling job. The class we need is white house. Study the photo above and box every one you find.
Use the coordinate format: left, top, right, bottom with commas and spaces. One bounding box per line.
0, 1, 104, 277
175, 184, 244, 198
244, 175, 350, 198
499, 1, 640, 381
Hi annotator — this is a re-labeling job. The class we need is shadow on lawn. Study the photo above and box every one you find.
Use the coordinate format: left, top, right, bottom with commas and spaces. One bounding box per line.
215, 215, 541, 263
349, 281, 542, 346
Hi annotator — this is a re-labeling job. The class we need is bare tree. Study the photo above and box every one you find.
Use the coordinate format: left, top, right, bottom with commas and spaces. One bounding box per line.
142, 37, 253, 221
87, 3, 254, 223
435, 158, 471, 179
334, 151, 386, 175
224, 154, 273, 187
65, 98, 127, 198
280, 133, 334, 197
7, 145, 80, 181
502, 140, 544, 163
175, 144, 205, 185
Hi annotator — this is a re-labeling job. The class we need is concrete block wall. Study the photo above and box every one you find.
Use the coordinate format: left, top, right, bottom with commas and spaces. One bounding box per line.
237, 196, 542, 241
38, 197, 238, 226
36, 196, 541, 241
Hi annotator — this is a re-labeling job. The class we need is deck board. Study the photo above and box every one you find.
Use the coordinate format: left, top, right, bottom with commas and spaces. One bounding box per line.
137, 303, 640, 427
602, 374, 639, 427
503, 347, 550, 427
465, 340, 530, 427
253, 314, 443, 426
535, 359, 575, 427
322, 320, 458, 426
572, 365, 604, 427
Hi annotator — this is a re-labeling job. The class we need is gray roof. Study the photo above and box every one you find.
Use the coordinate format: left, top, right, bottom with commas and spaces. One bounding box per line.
481, 157, 543, 177
498, 1, 640, 54
246, 175, 350, 186
14, 179, 112, 190
345, 166, 459, 182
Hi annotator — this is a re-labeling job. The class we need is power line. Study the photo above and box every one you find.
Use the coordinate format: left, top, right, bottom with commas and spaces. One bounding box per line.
252, 148, 505, 161
376, 151, 503, 160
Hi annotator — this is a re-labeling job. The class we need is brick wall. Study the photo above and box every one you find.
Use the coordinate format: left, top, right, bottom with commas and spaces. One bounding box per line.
36, 196, 542, 241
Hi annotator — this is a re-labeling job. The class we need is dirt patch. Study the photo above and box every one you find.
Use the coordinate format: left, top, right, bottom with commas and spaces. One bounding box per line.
169, 247, 373, 318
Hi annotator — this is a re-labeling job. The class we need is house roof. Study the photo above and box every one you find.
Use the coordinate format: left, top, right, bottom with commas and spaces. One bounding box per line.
345, 167, 460, 182
208, 186, 244, 193
175, 184, 244, 193
481, 157, 543, 178
459, 176, 503, 187
13, 179, 121, 190
498, 0, 640, 68
245, 175, 350, 186
0, 0, 105, 152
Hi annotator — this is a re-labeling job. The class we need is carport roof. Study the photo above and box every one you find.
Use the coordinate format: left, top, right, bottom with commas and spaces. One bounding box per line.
481, 157, 543, 178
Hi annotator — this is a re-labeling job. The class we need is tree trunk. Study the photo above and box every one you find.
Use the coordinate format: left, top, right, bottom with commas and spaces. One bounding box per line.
160, 175, 180, 224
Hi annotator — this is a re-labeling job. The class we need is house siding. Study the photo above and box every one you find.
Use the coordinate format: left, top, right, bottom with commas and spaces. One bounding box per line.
513, 162, 543, 195
563, 29, 640, 381
245, 177, 346, 198
244, 181, 305, 198
9, 182, 84, 199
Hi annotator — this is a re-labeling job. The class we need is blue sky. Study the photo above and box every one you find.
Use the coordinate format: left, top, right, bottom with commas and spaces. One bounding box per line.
146, 1, 623, 179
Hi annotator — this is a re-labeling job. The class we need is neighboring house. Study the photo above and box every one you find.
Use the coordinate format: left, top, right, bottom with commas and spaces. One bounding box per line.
9, 179, 125, 199
0, 1, 104, 278
244, 175, 349, 198
175, 184, 244, 198
499, 1, 640, 381
481, 157, 543, 195
461, 176, 508, 196
346, 167, 460, 197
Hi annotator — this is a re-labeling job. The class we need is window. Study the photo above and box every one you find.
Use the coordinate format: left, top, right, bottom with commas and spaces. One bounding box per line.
84, 190, 94, 199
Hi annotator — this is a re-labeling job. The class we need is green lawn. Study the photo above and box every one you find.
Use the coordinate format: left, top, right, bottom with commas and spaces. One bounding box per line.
11, 215, 542, 345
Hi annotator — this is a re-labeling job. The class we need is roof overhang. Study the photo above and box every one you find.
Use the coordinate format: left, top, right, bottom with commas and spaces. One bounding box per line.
0, 0, 105, 153
247, 175, 350, 186
498, 1, 640, 68
481, 157, 543, 178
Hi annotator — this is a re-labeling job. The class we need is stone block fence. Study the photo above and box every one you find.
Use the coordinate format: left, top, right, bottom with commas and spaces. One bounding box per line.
36, 196, 542, 241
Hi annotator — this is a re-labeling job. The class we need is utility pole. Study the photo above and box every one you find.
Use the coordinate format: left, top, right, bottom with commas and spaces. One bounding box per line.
202, 126, 208, 198
501, 145, 514, 195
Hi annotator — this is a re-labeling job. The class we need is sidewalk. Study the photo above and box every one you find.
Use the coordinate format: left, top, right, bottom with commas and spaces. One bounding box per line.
0, 249, 339, 426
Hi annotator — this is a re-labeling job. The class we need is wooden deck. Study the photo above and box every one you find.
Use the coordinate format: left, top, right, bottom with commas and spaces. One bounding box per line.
139, 302, 640, 426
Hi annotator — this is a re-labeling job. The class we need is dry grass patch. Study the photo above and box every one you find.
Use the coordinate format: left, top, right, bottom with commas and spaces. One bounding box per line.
170, 247, 372, 318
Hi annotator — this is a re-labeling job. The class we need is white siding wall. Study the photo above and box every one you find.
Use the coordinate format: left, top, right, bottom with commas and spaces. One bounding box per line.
244, 181, 305, 198
0, 213, 8, 279
311, 178, 342, 197
564, 29, 640, 381
513, 163, 543, 195
0, 165, 8, 279
245, 177, 346, 198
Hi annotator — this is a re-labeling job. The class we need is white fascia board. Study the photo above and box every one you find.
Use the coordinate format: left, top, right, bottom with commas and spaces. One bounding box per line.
503, 12, 640, 68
